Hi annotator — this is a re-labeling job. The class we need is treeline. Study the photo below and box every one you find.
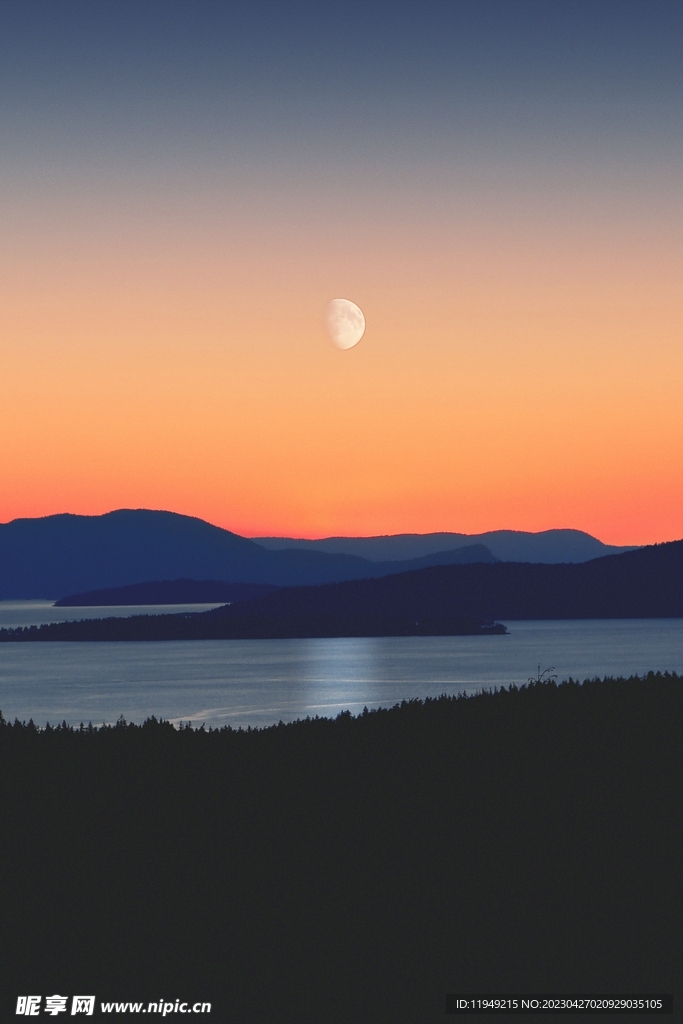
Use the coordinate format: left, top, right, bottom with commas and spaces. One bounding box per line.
1, 673, 680, 1021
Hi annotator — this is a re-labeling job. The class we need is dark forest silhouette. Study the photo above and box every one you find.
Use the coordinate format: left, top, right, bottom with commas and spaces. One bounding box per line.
1, 673, 679, 1021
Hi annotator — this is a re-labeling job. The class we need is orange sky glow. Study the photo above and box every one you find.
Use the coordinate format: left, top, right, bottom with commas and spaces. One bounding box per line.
1, 165, 680, 546
1, 4, 682, 554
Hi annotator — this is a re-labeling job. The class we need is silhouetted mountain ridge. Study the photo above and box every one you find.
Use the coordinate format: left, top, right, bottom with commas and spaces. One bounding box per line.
201, 537, 683, 629
2, 538, 681, 641
255, 528, 636, 563
0, 510, 496, 598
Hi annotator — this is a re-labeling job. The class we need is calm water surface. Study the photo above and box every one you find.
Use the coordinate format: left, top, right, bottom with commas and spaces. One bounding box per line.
0, 613, 681, 728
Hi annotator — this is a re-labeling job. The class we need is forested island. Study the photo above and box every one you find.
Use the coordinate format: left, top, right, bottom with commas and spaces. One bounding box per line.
0, 608, 505, 640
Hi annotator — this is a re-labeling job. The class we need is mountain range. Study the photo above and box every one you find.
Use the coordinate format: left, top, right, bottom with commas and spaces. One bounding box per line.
0, 509, 635, 600
255, 529, 635, 563
3, 539, 681, 642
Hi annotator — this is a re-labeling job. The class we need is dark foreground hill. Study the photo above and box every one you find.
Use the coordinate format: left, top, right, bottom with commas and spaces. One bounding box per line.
4, 537, 682, 641
0, 509, 495, 598
1, 674, 679, 1021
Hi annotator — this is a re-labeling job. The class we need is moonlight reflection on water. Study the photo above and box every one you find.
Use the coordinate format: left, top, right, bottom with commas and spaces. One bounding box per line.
0, 617, 682, 729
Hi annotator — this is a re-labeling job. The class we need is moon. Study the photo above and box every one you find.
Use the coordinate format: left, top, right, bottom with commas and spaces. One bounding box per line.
325, 298, 365, 350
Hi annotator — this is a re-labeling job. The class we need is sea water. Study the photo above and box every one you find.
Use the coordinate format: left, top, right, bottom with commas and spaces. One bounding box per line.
0, 608, 681, 729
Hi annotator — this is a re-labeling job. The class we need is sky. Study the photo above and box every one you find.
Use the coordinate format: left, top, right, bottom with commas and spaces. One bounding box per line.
1, 0, 681, 544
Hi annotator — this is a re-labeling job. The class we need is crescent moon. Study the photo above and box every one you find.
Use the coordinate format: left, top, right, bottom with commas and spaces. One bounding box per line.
325, 298, 365, 350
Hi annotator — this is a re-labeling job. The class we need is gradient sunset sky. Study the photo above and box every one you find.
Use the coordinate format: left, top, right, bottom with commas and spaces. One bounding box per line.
1, 0, 681, 543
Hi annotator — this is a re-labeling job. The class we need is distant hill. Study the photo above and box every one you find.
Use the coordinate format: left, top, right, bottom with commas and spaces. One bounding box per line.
51, 546, 496, 606
255, 528, 636, 563
3, 539, 682, 642
236, 539, 677, 631
54, 579, 280, 607
0, 510, 496, 599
